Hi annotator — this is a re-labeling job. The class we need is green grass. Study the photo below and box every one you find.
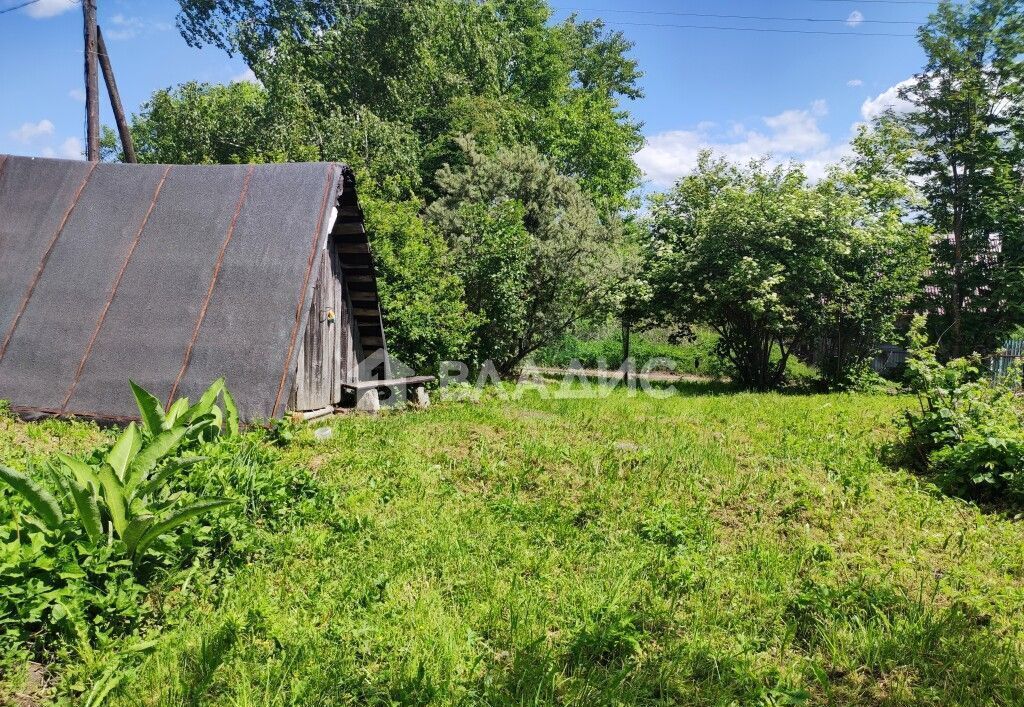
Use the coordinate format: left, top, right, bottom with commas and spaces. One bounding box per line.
531, 330, 818, 384
5, 386, 1024, 704
531, 330, 724, 375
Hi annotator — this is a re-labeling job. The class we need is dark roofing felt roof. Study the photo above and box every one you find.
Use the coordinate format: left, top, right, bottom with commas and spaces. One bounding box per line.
0, 154, 351, 423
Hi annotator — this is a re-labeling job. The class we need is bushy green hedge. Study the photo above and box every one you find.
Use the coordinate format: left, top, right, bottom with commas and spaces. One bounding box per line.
900, 316, 1024, 502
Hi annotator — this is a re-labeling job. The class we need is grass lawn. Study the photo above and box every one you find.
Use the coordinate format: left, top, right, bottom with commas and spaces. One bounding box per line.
5, 385, 1024, 705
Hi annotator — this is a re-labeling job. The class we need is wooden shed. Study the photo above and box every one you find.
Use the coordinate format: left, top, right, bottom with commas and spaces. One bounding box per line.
0, 154, 426, 423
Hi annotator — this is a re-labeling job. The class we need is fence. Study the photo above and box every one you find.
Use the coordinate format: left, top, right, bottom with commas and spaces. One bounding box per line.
871, 344, 908, 374
991, 339, 1024, 379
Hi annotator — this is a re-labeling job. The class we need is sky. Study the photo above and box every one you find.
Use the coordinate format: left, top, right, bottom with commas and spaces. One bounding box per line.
0, 0, 934, 190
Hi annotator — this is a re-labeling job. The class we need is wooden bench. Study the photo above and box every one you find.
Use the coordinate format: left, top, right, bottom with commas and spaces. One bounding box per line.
340, 375, 435, 413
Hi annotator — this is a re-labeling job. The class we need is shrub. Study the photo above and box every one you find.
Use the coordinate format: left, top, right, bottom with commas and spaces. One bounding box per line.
363, 195, 476, 373
0, 380, 327, 667
900, 315, 1024, 501
643, 152, 926, 391
427, 137, 632, 374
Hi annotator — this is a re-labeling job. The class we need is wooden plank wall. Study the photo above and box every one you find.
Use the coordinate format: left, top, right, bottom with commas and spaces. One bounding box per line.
291, 241, 348, 411
289, 166, 385, 411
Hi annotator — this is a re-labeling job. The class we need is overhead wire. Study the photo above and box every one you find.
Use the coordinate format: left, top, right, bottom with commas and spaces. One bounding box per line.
0, 0, 42, 15
550, 16, 918, 37
0, 0, 926, 39
0, 0, 78, 15
552, 6, 924, 25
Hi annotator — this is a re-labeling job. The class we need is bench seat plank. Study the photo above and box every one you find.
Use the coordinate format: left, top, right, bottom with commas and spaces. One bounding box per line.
340, 376, 435, 391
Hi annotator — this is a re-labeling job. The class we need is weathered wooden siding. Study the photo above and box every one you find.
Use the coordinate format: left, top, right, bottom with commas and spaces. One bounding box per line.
291, 241, 345, 410
289, 167, 388, 411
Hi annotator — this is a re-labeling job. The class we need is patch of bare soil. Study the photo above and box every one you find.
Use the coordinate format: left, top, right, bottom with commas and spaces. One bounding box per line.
8, 662, 50, 707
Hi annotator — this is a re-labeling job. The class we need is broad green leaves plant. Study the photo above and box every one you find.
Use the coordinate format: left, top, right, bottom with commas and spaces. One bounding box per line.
0, 380, 238, 566
0, 466, 63, 529
901, 314, 1024, 501
129, 377, 239, 442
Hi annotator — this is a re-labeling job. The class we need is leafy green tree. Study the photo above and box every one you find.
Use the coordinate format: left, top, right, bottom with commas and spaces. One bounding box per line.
427, 137, 632, 373
359, 195, 476, 371
817, 122, 932, 385
645, 152, 928, 390
440, 200, 532, 367
128, 81, 318, 164
173, 0, 644, 209
899, 0, 1024, 356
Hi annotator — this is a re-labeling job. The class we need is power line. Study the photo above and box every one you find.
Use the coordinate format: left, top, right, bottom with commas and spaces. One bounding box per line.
554, 6, 924, 25
0, 0, 77, 15
0, 0, 41, 15
559, 18, 917, 37
0, 0, 921, 39
773, 0, 938, 4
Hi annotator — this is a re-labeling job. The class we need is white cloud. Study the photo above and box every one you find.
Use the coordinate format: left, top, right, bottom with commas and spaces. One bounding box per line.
861, 78, 916, 121
25, 0, 75, 18
104, 14, 144, 40
230, 67, 261, 85
635, 100, 850, 187
847, 79, 864, 88
102, 13, 172, 40
58, 136, 83, 160
68, 88, 86, 103
846, 10, 865, 27
41, 137, 82, 160
9, 119, 55, 143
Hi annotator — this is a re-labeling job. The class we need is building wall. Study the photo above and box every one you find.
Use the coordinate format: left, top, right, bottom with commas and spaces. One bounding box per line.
289, 238, 359, 410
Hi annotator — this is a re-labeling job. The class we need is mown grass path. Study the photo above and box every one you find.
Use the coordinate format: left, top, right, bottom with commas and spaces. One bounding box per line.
10, 387, 1024, 704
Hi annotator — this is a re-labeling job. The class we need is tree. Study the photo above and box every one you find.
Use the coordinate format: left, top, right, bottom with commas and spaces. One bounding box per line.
817, 121, 932, 385
644, 152, 928, 390
360, 195, 477, 372
127, 81, 317, 164
427, 137, 632, 373
899, 0, 1024, 356
174, 0, 644, 210
437, 200, 532, 367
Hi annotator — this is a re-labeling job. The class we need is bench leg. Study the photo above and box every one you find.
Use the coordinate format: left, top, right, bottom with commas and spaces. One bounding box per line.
355, 388, 381, 414
412, 384, 430, 408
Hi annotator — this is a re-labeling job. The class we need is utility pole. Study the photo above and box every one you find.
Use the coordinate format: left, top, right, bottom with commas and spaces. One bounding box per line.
83, 0, 99, 161
96, 26, 136, 163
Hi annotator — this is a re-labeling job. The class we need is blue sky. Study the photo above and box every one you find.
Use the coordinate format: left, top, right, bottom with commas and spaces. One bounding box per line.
0, 0, 933, 188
